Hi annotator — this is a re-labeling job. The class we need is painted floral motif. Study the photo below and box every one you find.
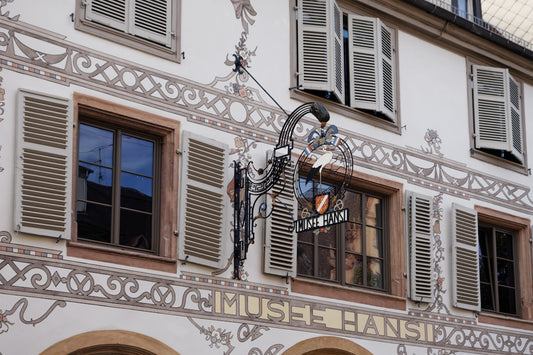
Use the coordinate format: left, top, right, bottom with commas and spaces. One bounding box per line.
421, 128, 443, 156
188, 317, 235, 354
0, 0, 19, 21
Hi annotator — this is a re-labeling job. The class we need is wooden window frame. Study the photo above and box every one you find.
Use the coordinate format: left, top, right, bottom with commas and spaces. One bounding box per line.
475, 205, 533, 329
74, 0, 182, 62
292, 169, 405, 310
67, 93, 180, 273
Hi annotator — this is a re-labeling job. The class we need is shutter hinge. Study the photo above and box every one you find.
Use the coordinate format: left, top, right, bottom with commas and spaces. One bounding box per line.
176, 149, 182, 155
174, 230, 179, 236
82, 0, 89, 6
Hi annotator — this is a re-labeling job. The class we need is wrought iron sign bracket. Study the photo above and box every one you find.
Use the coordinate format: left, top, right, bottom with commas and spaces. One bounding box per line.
232, 56, 330, 279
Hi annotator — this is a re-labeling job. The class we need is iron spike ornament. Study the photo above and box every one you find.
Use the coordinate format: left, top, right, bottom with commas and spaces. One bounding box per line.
232, 55, 353, 280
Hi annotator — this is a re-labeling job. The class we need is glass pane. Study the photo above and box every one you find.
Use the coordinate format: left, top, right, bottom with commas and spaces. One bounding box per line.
298, 230, 314, 244
365, 196, 382, 227
345, 191, 362, 223
79, 162, 113, 205
368, 258, 383, 289
366, 226, 383, 258
120, 172, 153, 212
297, 244, 314, 276
77, 203, 112, 244
121, 135, 154, 176
318, 227, 336, 248
345, 253, 362, 285
78, 123, 114, 166
497, 259, 515, 287
119, 209, 152, 250
480, 283, 495, 311
318, 246, 336, 280
479, 256, 491, 283
498, 286, 517, 314
496, 231, 514, 259
345, 223, 362, 253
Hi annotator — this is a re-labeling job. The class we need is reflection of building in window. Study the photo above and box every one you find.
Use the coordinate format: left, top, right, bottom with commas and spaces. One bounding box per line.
297, 177, 386, 290
76, 122, 158, 252
479, 224, 517, 315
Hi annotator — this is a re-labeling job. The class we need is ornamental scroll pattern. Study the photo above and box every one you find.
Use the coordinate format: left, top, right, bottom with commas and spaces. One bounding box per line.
1, 252, 532, 354
0, 19, 530, 213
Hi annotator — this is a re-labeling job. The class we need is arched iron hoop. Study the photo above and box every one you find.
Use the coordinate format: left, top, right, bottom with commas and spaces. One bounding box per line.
233, 101, 330, 279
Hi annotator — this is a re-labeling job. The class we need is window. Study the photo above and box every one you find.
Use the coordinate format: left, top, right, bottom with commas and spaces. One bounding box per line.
76, 122, 159, 252
452, 204, 533, 321
75, 0, 181, 62
451, 0, 482, 19
68, 93, 180, 272
295, 0, 398, 123
264, 166, 404, 307
297, 183, 386, 290
479, 224, 518, 315
469, 63, 527, 171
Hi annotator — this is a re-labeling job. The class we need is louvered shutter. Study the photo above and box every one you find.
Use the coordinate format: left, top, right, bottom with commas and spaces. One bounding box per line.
349, 15, 396, 121
14, 90, 72, 239
406, 192, 433, 302
264, 160, 297, 277
379, 22, 396, 121
132, 0, 172, 47
472, 65, 523, 163
297, 0, 344, 103
452, 203, 480, 311
86, 0, 128, 33
178, 132, 228, 268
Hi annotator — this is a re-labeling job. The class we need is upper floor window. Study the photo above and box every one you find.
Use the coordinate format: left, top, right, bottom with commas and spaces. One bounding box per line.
75, 0, 181, 62
469, 63, 527, 171
295, 0, 398, 123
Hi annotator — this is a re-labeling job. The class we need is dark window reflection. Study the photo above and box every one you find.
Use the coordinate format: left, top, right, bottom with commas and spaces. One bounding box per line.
76, 123, 157, 252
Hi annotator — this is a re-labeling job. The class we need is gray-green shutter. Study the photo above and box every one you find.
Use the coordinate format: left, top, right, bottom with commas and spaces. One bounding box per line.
297, 0, 344, 103
406, 191, 433, 302
178, 132, 228, 268
472, 65, 523, 163
452, 203, 480, 311
14, 90, 72, 239
264, 161, 297, 277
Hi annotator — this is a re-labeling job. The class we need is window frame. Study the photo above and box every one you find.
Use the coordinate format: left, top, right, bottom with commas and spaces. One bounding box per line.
290, 0, 402, 134
291, 169, 405, 310
76, 120, 161, 253
296, 183, 389, 291
478, 222, 519, 316
68, 93, 180, 273
74, 0, 181, 62
475, 205, 533, 325
466, 58, 528, 174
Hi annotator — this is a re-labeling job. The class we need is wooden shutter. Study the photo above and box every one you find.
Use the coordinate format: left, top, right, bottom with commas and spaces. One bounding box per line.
349, 15, 396, 121
297, 0, 344, 103
472, 65, 523, 163
14, 90, 72, 239
264, 160, 297, 277
406, 191, 433, 302
379, 22, 396, 121
452, 203, 480, 311
86, 0, 128, 33
132, 0, 172, 47
178, 132, 228, 268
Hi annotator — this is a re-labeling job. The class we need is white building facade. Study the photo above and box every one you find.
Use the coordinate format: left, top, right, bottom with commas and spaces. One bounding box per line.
0, 0, 532, 354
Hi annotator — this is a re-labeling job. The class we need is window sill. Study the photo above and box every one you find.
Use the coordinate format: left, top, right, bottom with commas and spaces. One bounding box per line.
478, 312, 533, 331
291, 278, 406, 310
67, 241, 177, 273
470, 149, 528, 175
